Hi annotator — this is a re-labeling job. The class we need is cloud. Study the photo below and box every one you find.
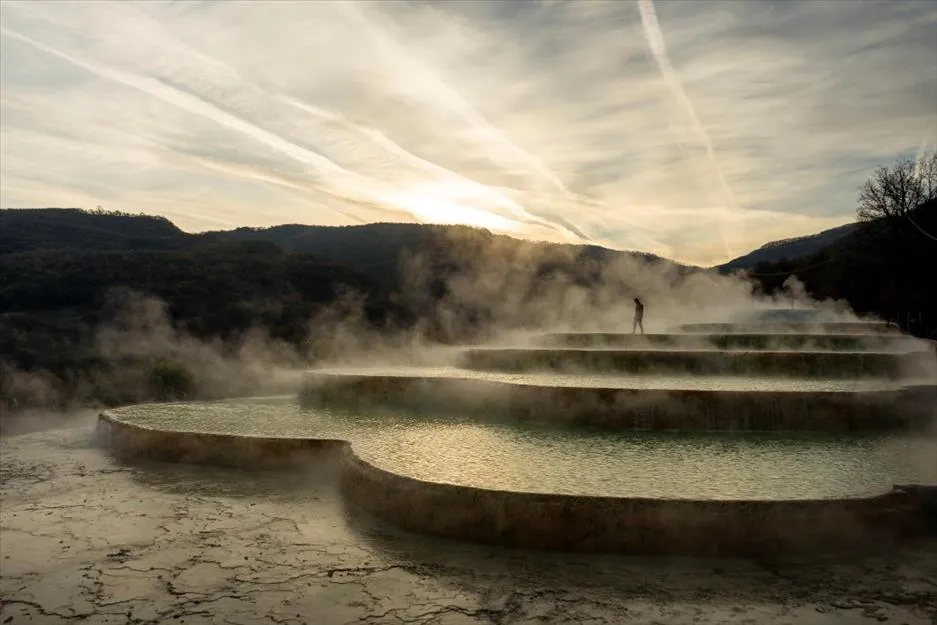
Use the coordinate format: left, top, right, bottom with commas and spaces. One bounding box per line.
1, 0, 934, 264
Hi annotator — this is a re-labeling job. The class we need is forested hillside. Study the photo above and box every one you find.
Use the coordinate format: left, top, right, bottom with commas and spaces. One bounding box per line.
4, 147, 932, 417
748, 189, 937, 338
718, 222, 858, 272
0, 208, 685, 413
0, 207, 188, 255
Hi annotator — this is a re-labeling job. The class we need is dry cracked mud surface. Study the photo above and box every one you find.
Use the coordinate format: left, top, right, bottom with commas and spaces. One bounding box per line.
2, 422, 936, 624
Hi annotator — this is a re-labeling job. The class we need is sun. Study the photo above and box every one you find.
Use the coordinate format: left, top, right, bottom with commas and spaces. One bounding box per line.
392, 189, 522, 233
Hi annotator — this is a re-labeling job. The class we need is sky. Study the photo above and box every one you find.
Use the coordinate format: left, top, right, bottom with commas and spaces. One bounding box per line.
1, 0, 935, 266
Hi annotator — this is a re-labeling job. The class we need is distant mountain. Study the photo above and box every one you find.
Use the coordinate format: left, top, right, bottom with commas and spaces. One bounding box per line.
199, 222, 451, 287
717, 222, 858, 272
0, 208, 188, 255
203, 223, 688, 286
747, 199, 937, 338
0, 209, 691, 395
0, 209, 687, 288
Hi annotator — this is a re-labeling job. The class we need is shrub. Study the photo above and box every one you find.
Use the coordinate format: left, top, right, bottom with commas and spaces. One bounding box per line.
147, 360, 195, 401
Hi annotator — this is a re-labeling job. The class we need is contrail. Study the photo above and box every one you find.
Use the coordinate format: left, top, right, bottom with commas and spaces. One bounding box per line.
337, 0, 592, 242
636, 0, 736, 209
636, 0, 740, 257
170, 155, 373, 224
282, 94, 592, 240
2, 13, 590, 242
281, 95, 495, 187
0, 25, 399, 212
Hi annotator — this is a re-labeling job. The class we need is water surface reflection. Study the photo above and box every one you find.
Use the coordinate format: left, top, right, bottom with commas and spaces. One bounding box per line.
111, 398, 937, 500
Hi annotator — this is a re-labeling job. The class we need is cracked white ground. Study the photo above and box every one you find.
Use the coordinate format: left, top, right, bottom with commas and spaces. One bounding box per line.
2, 418, 936, 624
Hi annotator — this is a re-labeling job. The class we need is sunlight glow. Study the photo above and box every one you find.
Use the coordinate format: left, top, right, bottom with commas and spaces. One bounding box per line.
1, 0, 934, 264
393, 190, 522, 233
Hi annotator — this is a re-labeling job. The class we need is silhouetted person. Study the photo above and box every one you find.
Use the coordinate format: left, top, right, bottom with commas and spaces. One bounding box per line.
632, 298, 644, 335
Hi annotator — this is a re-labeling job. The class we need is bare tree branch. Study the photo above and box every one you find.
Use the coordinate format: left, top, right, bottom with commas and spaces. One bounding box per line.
856, 151, 937, 222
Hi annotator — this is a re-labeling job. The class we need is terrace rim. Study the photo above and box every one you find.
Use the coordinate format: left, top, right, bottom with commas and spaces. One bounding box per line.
95, 409, 930, 558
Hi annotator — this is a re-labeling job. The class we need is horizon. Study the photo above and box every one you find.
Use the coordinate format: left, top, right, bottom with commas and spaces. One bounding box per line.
0, 204, 853, 267
1, 0, 935, 266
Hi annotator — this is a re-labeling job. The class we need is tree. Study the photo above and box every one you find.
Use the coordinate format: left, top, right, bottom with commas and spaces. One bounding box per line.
856, 151, 937, 221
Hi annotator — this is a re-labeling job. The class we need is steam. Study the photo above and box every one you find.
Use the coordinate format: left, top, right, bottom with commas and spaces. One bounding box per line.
0, 222, 898, 433
392, 229, 860, 341
1, 290, 304, 423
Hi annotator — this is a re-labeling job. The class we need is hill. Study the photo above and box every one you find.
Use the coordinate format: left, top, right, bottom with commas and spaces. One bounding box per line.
748, 199, 937, 338
1, 209, 685, 289
0, 208, 691, 412
0, 208, 188, 255
201, 222, 473, 288
192, 223, 686, 289
718, 222, 858, 272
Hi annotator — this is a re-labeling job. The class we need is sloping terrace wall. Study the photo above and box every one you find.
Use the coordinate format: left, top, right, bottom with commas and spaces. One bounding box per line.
300, 374, 936, 432
96, 410, 928, 558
